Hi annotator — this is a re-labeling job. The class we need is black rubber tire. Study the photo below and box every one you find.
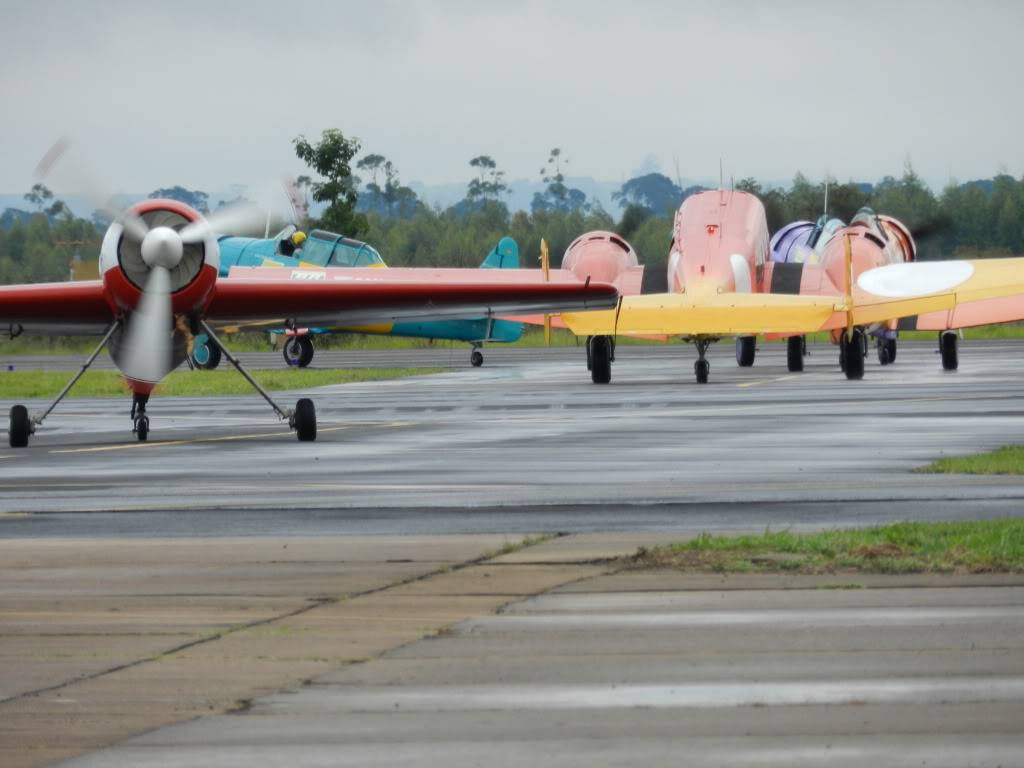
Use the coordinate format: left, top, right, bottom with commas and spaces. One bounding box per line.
786, 336, 804, 372
695, 359, 710, 384
842, 330, 865, 380
136, 417, 148, 442
735, 336, 756, 367
590, 335, 612, 384
192, 340, 222, 370
283, 336, 315, 368
294, 398, 317, 441
887, 338, 897, 364
940, 331, 958, 371
8, 405, 30, 448
839, 341, 846, 372
877, 339, 890, 366
470, 349, 484, 367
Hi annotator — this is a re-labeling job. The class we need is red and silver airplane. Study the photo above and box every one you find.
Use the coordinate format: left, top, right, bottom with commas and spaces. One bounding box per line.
1, 197, 618, 447
561, 189, 1024, 383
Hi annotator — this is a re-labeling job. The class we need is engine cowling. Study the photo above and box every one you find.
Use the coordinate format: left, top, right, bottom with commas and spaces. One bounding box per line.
99, 198, 220, 316
98, 199, 221, 384
562, 231, 639, 283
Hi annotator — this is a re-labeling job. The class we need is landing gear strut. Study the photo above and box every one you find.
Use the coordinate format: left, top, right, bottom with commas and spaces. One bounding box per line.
470, 344, 484, 367
694, 338, 713, 384
201, 321, 317, 441
8, 321, 120, 448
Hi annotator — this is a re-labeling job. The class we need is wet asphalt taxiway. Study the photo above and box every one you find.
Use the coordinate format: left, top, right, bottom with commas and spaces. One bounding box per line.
1, 339, 1023, 533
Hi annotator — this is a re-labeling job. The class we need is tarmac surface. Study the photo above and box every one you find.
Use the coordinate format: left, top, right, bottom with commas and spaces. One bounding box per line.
2, 339, 1023, 766
1, 339, 1024, 530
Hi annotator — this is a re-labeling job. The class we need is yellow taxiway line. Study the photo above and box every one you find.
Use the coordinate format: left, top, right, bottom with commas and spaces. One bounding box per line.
48, 425, 358, 455
736, 375, 798, 388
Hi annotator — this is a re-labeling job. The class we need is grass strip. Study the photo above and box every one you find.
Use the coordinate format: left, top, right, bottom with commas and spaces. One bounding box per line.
917, 445, 1024, 475
0, 368, 442, 399
629, 519, 1024, 575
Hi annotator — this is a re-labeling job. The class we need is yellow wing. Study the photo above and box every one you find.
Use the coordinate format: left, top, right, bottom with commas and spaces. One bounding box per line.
562, 258, 1024, 338
562, 293, 845, 337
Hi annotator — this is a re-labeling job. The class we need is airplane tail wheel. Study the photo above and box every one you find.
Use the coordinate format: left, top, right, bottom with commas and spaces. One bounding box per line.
294, 398, 317, 441
470, 349, 484, 367
940, 331, 958, 371
842, 330, 865, 380
135, 416, 149, 442
9, 405, 30, 448
786, 336, 804, 372
590, 336, 612, 384
735, 336, 756, 367
695, 359, 710, 384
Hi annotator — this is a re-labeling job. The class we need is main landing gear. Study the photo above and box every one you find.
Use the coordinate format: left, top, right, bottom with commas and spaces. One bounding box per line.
283, 335, 315, 368
839, 328, 866, 380
8, 322, 120, 448
587, 335, 614, 384
6, 320, 318, 448
202, 321, 316, 441
786, 335, 806, 372
940, 330, 959, 371
735, 336, 756, 367
693, 338, 713, 384
876, 336, 897, 366
470, 343, 484, 367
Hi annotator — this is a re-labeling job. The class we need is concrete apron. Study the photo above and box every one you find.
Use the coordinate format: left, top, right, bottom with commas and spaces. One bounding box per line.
0, 533, 611, 768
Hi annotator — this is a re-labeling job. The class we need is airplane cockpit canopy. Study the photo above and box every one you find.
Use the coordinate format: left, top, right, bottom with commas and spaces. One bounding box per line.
300, 230, 386, 268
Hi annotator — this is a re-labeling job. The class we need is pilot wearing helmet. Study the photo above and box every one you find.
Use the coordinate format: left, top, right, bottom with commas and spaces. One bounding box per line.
279, 230, 306, 257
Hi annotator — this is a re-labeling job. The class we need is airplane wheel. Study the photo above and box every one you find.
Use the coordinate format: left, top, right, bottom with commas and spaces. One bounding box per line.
839, 342, 846, 372
695, 359, 710, 384
887, 338, 897, 363
135, 416, 149, 442
842, 330, 865, 380
294, 398, 317, 441
192, 336, 222, 370
786, 336, 804, 372
877, 339, 890, 366
283, 336, 315, 368
470, 349, 484, 367
9, 405, 30, 448
940, 331, 958, 371
735, 336, 756, 367
590, 336, 612, 384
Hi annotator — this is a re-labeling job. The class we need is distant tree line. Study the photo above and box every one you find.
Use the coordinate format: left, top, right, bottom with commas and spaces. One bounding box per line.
2, 130, 1023, 285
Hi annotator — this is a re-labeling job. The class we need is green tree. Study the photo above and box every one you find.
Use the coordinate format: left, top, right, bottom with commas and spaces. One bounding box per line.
24, 183, 54, 212
613, 173, 682, 216
293, 129, 368, 237
148, 186, 209, 213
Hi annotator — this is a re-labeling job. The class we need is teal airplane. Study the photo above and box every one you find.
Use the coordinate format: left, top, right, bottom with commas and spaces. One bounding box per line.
190, 227, 524, 368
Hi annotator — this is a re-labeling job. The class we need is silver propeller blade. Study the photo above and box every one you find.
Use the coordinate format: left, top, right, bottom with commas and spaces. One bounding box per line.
35, 138, 150, 242
179, 201, 267, 244
120, 266, 173, 385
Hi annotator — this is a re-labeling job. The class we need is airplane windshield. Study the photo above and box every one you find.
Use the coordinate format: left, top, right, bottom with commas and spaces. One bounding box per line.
301, 230, 385, 268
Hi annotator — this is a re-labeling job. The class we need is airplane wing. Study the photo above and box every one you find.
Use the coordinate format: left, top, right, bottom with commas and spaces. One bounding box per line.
205, 274, 618, 331
562, 258, 1024, 338
0, 280, 113, 335
562, 292, 844, 337
0, 274, 618, 336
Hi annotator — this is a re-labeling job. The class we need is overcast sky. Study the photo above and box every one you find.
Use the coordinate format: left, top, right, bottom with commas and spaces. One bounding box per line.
1, 0, 1021, 200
